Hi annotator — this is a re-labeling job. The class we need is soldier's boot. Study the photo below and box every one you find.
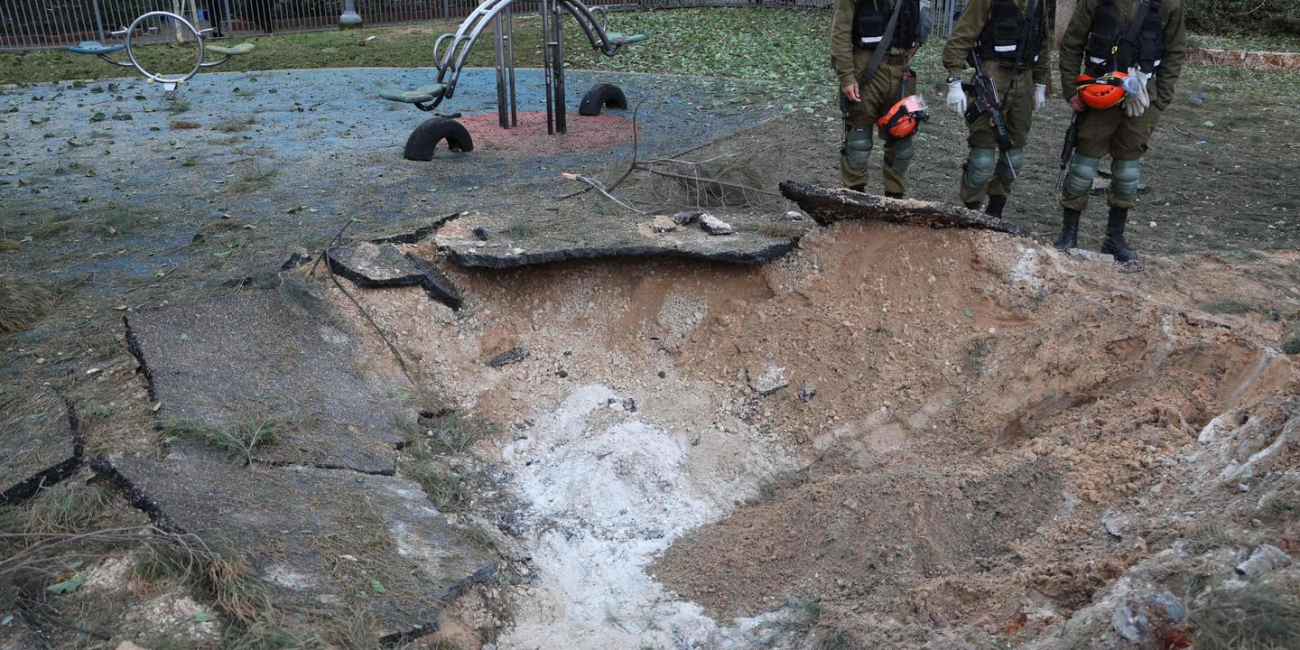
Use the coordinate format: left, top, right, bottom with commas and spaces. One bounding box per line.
849, 185, 867, 192
1054, 208, 1081, 251
1100, 206, 1138, 262
886, 191, 904, 199
964, 201, 982, 210
985, 195, 1007, 218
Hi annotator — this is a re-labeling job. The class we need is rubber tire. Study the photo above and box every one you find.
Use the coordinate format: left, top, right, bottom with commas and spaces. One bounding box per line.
403, 117, 474, 162
578, 83, 628, 117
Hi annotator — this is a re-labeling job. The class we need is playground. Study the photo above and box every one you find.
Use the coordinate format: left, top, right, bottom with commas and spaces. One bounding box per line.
3, 5, 1300, 650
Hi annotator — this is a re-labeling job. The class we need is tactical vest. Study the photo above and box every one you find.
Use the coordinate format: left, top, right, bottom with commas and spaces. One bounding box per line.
1085, 0, 1166, 75
853, 0, 921, 51
976, 0, 1045, 71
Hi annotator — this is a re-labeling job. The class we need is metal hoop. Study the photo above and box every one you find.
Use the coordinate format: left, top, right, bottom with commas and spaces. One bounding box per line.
111, 11, 205, 87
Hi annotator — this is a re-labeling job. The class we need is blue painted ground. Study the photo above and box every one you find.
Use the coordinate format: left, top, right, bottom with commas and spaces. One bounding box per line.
0, 67, 780, 289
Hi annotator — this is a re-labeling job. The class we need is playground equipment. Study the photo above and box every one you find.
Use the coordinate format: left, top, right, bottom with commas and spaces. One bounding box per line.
380, 0, 647, 161
69, 10, 255, 100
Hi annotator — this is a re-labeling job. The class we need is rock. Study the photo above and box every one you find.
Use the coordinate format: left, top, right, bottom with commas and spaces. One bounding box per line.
489, 347, 528, 368
747, 363, 789, 396
779, 181, 1031, 237
326, 242, 421, 288
473, 227, 491, 241
673, 211, 703, 226
115, 642, 147, 650
622, 397, 637, 412
780, 210, 808, 221
1100, 510, 1130, 540
92, 453, 495, 643
125, 290, 411, 474
651, 216, 678, 233
1068, 248, 1117, 264
1112, 592, 1187, 644
1188, 91, 1209, 106
1, 391, 82, 504
798, 380, 816, 403
700, 214, 734, 236
1236, 544, 1293, 577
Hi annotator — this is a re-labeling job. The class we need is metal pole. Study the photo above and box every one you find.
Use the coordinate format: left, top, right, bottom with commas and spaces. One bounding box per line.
493, 13, 508, 128
552, 0, 565, 134
340, 0, 362, 27
541, 0, 555, 135
222, 0, 233, 35
506, 3, 518, 127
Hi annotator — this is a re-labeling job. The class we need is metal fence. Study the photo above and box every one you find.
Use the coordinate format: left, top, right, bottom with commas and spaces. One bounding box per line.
1, 0, 967, 52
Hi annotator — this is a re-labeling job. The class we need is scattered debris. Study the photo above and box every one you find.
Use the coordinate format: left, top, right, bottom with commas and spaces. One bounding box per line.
747, 363, 789, 396
473, 226, 492, 241
798, 380, 816, 403
651, 215, 679, 233
489, 347, 529, 368
700, 214, 735, 236
779, 181, 1031, 236
1236, 544, 1293, 578
673, 210, 703, 226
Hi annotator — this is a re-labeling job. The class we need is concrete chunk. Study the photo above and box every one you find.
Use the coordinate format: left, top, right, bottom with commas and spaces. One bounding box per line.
92, 454, 495, 642
126, 290, 411, 474
1, 391, 82, 504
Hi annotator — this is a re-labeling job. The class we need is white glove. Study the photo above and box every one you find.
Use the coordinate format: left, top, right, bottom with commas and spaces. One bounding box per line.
1033, 83, 1047, 113
946, 79, 966, 116
1123, 67, 1152, 118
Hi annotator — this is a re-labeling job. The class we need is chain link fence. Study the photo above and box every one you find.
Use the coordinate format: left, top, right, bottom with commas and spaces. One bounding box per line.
1, 0, 967, 52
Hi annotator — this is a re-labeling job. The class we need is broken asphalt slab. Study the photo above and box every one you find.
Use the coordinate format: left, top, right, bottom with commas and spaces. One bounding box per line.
1, 391, 82, 504
779, 181, 1031, 237
92, 453, 495, 642
435, 211, 800, 269
326, 242, 462, 310
125, 289, 412, 474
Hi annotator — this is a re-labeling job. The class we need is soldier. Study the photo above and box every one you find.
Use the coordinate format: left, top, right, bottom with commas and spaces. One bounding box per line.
831, 0, 932, 197
942, 0, 1051, 218
1054, 0, 1186, 262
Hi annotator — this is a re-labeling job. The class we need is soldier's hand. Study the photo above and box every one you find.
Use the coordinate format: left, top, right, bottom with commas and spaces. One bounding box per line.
842, 83, 861, 103
1068, 95, 1087, 113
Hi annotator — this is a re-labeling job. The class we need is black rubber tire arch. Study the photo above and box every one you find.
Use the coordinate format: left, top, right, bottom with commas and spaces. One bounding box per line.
578, 83, 628, 117
403, 117, 474, 162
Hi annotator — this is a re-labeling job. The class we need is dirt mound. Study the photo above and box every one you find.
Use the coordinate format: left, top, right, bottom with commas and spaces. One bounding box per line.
317, 219, 1298, 649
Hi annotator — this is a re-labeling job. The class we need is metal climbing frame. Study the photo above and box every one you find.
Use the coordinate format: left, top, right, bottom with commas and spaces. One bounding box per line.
385, 0, 645, 134
67, 10, 255, 100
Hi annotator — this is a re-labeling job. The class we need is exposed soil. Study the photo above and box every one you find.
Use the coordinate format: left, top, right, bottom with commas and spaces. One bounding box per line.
320, 218, 1299, 648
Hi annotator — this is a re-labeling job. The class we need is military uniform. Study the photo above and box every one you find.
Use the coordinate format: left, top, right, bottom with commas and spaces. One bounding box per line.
1056, 0, 1186, 261
942, 0, 1051, 215
831, 0, 932, 196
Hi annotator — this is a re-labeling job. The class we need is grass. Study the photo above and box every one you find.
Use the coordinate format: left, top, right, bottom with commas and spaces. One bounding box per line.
160, 416, 296, 465
225, 159, 279, 196
0, 204, 157, 242
418, 409, 496, 456
1200, 299, 1259, 315
0, 275, 55, 334
132, 536, 268, 624
213, 116, 257, 133
1, 483, 118, 536
1192, 583, 1300, 650
408, 464, 471, 512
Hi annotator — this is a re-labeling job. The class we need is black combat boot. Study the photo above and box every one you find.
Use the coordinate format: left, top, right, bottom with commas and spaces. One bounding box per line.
964, 201, 982, 210
886, 191, 904, 199
1054, 209, 1081, 251
985, 194, 1007, 218
849, 184, 867, 193
1100, 206, 1138, 262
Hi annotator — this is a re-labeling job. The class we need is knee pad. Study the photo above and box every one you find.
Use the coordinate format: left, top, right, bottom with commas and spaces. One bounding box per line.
890, 136, 916, 176
996, 148, 1026, 185
1065, 155, 1100, 198
964, 148, 997, 189
845, 126, 873, 170
1111, 159, 1141, 200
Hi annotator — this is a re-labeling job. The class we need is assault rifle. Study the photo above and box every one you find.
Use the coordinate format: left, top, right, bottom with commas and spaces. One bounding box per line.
962, 50, 1016, 180
1056, 109, 1087, 191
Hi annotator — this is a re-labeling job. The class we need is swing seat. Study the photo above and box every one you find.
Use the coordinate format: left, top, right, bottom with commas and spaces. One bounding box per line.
379, 84, 448, 104
606, 32, 647, 46
206, 43, 255, 56
69, 41, 125, 55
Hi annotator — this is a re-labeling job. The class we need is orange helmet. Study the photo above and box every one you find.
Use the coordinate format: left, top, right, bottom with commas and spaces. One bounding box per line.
1076, 72, 1128, 110
877, 94, 929, 140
